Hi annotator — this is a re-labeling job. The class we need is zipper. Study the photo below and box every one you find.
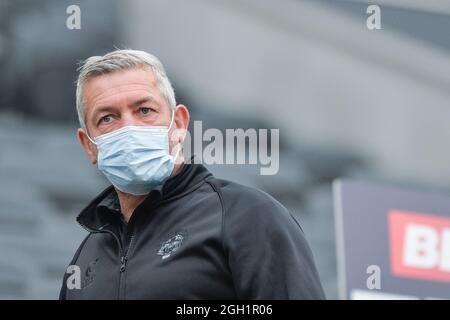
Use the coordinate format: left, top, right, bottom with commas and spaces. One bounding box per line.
79, 223, 124, 255
78, 200, 162, 299
79, 223, 126, 299
118, 229, 136, 299
119, 256, 127, 273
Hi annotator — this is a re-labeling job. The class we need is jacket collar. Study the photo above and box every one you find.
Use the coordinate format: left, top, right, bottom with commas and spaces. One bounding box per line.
77, 160, 212, 231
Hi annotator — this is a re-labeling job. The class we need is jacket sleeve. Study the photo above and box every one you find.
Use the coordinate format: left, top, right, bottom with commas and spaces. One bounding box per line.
221, 185, 326, 300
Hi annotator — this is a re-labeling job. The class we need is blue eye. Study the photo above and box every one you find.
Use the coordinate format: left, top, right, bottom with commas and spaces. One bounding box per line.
100, 115, 113, 123
140, 107, 151, 115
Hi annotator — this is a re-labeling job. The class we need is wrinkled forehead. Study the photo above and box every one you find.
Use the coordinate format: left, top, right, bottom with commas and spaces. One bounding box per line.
83, 66, 162, 107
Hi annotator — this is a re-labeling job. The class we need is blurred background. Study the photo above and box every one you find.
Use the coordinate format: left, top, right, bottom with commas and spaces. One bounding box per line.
1, 0, 450, 299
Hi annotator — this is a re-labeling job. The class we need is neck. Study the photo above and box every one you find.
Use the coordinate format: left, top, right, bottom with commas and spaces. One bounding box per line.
116, 159, 184, 223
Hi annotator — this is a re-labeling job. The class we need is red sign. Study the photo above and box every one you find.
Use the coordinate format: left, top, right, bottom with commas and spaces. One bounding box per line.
389, 210, 450, 283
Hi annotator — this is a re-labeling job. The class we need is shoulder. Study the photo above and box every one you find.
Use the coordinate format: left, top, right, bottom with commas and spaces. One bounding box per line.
70, 233, 93, 265
206, 177, 298, 229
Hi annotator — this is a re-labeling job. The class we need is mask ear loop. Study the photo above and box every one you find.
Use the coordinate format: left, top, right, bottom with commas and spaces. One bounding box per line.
86, 132, 97, 145
171, 142, 182, 162
168, 109, 184, 162
168, 109, 175, 131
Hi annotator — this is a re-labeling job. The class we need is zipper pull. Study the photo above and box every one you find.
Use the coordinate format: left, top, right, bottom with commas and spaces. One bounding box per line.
120, 256, 128, 273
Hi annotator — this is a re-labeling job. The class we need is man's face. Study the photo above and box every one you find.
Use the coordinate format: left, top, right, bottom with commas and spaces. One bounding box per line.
77, 66, 189, 165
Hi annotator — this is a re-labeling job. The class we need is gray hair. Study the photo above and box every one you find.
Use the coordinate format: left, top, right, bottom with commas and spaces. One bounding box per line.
76, 49, 176, 130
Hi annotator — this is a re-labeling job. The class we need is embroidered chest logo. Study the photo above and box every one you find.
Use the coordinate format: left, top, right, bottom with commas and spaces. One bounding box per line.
157, 231, 187, 260
82, 258, 99, 288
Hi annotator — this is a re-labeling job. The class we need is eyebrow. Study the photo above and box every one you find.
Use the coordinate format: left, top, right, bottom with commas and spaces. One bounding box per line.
130, 96, 159, 108
91, 106, 117, 122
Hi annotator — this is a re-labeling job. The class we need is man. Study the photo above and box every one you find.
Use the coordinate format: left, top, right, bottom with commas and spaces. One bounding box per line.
60, 49, 325, 299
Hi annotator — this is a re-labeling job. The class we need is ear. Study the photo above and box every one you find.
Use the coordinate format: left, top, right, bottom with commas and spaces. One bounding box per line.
171, 104, 190, 144
77, 128, 98, 165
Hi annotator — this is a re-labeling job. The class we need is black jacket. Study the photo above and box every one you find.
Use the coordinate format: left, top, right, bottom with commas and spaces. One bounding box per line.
59, 163, 325, 299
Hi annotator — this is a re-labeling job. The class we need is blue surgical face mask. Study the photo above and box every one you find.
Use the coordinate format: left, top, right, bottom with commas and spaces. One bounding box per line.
87, 111, 181, 195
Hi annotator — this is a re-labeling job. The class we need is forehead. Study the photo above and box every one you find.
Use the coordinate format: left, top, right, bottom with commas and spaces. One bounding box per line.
83, 66, 163, 109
